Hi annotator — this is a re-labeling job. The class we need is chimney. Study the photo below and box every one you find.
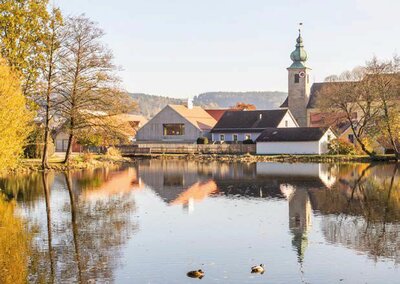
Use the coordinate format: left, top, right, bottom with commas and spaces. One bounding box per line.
187, 98, 193, 109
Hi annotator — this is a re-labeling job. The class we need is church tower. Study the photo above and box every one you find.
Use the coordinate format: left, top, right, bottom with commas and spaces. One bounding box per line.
287, 28, 311, 127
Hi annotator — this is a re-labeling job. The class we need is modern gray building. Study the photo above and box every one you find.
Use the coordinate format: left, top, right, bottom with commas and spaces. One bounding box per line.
136, 104, 217, 143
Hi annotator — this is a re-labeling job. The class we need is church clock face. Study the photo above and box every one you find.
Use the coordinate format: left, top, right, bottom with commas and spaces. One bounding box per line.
299, 71, 305, 78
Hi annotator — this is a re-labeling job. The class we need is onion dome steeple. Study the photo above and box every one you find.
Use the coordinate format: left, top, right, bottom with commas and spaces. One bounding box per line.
289, 25, 308, 69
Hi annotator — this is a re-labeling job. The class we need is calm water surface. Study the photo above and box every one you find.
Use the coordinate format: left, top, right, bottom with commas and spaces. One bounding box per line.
0, 161, 399, 283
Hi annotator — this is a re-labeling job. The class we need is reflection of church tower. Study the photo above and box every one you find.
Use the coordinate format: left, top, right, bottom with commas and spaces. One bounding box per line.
287, 27, 311, 127
289, 187, 312, 264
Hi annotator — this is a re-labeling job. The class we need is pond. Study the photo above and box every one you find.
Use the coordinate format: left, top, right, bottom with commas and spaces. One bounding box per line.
0, 160, 399, 283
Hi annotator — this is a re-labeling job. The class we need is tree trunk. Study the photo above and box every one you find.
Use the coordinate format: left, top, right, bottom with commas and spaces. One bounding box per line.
349, 122, 375, 157
41, 103, 51, 169
42, 172, 55, 283
64, 172, 83, 283
64, 132, 74, 164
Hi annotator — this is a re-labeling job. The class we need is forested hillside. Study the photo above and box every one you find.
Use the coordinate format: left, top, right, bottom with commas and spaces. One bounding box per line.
130, 91, 287, 118
193, 91, 287, 109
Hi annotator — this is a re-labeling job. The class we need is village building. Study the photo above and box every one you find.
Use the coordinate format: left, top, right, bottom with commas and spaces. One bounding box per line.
278, 31, 392, 154
256, 127, 336, 155
135, 104, 217, 143
210, 109, 298, 143
54, 114, 147, 152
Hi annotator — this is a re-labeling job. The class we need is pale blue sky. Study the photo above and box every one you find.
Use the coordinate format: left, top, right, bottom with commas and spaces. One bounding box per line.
56, 0, 399, 98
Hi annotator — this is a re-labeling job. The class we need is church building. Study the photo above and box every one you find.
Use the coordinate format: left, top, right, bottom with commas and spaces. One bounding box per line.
279, 30, 386, 154
280, 29, 348, 129
280, 29, 312, 127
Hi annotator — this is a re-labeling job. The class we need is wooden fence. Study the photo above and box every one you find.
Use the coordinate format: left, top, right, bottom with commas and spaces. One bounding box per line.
117, 143, 256, 156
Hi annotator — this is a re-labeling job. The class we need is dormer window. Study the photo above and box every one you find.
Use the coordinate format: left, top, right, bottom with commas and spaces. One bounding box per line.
294, 74, 300, 83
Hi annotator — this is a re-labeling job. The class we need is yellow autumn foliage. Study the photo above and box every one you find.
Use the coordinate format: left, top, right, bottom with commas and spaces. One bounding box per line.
0, 58, 33, 171
0, 195, 30, 283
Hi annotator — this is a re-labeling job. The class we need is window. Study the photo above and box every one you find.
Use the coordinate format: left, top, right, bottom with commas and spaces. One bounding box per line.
285, 120, 289, 127
327, 134, 331, 141
294, 74, 300, 83
307, 74, 309, 83
220, 134, 225, 141
245, 134, 251, 140
348, 134, 355, 144
163, 124, 185, 135
164, 174, 183, 186
233, 134, 238, 142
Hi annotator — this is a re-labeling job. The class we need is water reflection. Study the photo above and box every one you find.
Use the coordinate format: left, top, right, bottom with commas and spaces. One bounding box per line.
0, 168, 139, 283
310, 164, 400, 263
0, 161, 398, 283
138, 160, 400, 265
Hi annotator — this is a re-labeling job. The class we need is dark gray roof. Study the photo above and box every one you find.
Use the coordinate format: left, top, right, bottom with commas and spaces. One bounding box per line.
211, 109, 288, 133
279, 82, 357, 109
307, 82, 358, 108
256, 127, 330, 142
280, 97, 288, 108
307, 83, 328, 108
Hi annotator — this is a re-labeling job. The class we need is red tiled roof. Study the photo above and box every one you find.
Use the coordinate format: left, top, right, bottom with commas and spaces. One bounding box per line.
205, 109, 233, 121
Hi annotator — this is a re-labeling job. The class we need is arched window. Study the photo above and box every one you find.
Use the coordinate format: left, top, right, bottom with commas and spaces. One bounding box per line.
294, 74, 300, 83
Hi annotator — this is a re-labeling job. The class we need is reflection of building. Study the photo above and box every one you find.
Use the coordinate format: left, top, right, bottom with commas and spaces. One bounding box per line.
256, 163, 336, 188
80, 167, 143, 201
138, 160, 218, 210
288, 188, 312, 264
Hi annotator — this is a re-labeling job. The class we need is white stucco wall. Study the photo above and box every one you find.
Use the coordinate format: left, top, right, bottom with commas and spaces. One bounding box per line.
211, 132, 261, 142
257, 141, 321, 154
277, 111, 299, 127
256, 129, 335, 155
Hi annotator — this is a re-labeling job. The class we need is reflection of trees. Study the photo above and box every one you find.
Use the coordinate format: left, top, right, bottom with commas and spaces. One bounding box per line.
0, 172, 53, 206
0, 195, 31, 284
311, 164, 400, 263
14, 168, 139, 283
42, 172, 55, 283
65, 172, 83, 283
55, 170, 138, 282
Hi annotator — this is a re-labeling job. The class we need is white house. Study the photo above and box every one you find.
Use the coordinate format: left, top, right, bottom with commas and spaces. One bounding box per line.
256, 127, 336, 155
210, 109, 298, 143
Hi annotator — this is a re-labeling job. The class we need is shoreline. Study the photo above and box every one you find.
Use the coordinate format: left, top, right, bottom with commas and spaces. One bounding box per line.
5, 153, 397, 174
135, 153, 397, 164
6, 156, 135, 174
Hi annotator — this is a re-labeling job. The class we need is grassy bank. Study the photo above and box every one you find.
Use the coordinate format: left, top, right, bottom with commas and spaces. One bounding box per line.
142, 153, 397, 163
10, 154, 133, 173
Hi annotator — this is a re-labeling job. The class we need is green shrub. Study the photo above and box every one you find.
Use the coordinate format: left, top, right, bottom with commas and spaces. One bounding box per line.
243, 139, 254, 144
328, 138, 356, 155
24, 142, 55, 159
197, 137, 209, 144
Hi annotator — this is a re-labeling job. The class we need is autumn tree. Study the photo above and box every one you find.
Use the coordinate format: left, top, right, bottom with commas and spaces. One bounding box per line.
365, 56, 400, 159
318, 67, 380, 156
0, 0, 50, 97
0, 58, 33, 171
57, 15, 135, 163
230, 102, 256, 110
37, 7, 64, 169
